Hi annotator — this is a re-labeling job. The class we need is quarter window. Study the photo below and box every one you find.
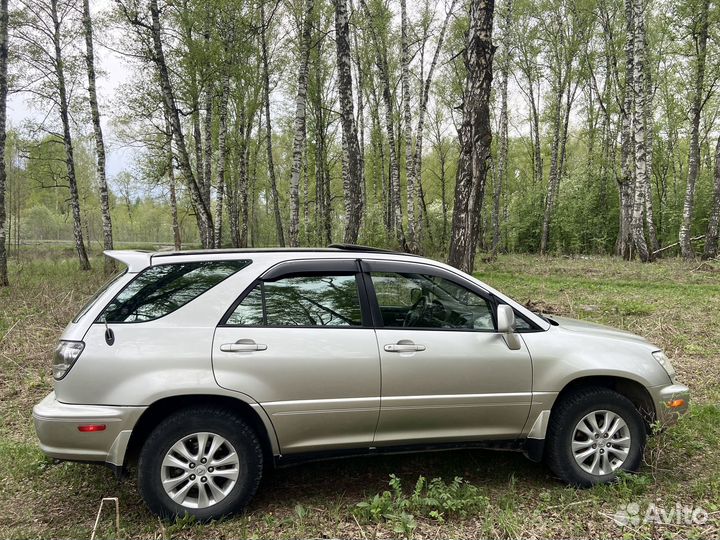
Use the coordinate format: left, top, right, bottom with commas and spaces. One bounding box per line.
370, 272, 494, 330
226, 274, 363, 327
99, 260, 250, 323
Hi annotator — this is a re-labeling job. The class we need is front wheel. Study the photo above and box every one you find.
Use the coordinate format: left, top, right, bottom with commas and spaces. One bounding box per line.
545, 388, 647, 487
138, 407, 263, 521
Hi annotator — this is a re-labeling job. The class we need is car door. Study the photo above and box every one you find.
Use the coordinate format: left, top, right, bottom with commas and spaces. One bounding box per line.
213, 259, 381, 454
363, 260, 533, 446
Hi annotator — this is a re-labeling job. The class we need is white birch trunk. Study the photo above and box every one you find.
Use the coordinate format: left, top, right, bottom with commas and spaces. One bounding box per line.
52, 0, 90, 270
703, 134, 720, 259
679, 0, 709, 259
0, 0, 8, 285
289, 0, 314, 247
630, 0, 651, 262
82, 0, 114, 272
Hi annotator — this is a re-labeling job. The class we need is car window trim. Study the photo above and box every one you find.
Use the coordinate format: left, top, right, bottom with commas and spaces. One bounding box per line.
95, 259, 252, 325
361, 259, 541, 332
218, 258, 374, 328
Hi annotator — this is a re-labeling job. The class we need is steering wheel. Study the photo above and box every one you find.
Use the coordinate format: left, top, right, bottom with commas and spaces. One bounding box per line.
403, 295, 428, 327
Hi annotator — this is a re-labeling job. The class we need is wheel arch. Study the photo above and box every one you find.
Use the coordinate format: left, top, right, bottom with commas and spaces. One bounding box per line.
124, 394, 279, 467
553, 375, 656, 428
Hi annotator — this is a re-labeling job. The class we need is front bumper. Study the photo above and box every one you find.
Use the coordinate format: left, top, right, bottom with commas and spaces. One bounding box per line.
32, 392, 146, 466
649, 383, 690, 426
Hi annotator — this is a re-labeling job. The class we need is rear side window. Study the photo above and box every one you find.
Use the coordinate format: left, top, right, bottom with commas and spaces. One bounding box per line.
99, 260, 250, 323
225, 274, 363, 327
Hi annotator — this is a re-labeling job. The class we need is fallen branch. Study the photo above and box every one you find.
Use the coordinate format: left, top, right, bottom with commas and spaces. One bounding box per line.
652, 235, 705, 256
90, 497, 120, 540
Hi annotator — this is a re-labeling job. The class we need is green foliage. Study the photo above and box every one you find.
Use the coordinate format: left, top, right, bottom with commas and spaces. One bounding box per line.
354, 474, 490, 530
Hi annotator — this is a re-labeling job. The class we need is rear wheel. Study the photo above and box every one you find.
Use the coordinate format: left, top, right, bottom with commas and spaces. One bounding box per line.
138, 407, 263, 520
545, 388, 646, 487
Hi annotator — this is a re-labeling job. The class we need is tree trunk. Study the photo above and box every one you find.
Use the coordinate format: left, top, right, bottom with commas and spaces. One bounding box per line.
334, 0, 363, 244
410, 0, 457, 252
240, 105, 253, 248
540, 90, 563, 255
400, 0, 416, 251
643, 64, 659, 252
448, 0, 495, 273
213, 72, 230, 248
618, 0, 634, 259
492, 0, 511, 255
703, 134, 720, 259
260, 2, 285, 246
166, 124, 182, 251
52, 0, 90, 270
0, 0, 8, 286
528, 80, 542, 185
679, 0, 709, 259
148, 0, 213, 248
82, 0, 113, 272
630, 0, 651, 262
360, 0, 404, 247
289, 0, 314, 247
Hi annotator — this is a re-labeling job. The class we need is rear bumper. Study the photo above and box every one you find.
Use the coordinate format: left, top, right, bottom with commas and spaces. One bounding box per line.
32, 392, 146, 466
649, 383, 690, 426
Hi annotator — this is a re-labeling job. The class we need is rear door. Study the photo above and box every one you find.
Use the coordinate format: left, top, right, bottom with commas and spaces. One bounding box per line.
212, 259, 381, 454
364, 260, 533, 446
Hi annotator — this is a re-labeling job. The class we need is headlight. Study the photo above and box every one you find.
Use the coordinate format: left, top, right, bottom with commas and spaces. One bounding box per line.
652, 350, 676, 381
52, 341, 84, 380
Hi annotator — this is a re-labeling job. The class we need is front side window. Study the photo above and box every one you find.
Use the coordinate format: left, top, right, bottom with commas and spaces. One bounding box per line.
226, 274, 363, 327
370, 272, 494, 330
99, 260, 250, 323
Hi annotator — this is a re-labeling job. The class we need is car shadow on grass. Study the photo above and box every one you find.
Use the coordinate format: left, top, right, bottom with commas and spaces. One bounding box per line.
253, 448, 550, 507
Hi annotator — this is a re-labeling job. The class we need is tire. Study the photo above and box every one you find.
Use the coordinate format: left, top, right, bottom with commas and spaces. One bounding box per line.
545, 387, 646, 487
138, 407, 263, 521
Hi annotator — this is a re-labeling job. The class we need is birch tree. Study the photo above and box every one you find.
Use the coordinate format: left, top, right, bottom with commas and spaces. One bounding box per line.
492, 0, 512, 254
16, 0, 92, 269
0, 0, 8, 286
679, 0, 710, 259
289, 0, 314, 247
630, 0, 651, 262
448, 0, 495, 273
704, 134, 720, 259
260, 1, 285, 246
617, 0, 634, 259
334, 0, 363, 244
400, 0, 416, 250
82, 0, 114, 272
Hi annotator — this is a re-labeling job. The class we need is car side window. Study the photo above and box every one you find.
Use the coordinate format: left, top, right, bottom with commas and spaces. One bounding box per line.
370, 272, 495, 331
99, 260, 250, 323
226, 274, 363, 327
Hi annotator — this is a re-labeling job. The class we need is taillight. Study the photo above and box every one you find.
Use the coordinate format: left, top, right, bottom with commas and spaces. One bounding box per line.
52, 341, 85, 380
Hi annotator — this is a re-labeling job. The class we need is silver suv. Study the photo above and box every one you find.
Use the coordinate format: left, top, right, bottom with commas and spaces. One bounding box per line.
33, 245, 689, 520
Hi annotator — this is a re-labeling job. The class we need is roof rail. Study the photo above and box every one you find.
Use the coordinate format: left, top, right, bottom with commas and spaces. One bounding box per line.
327, 243, 398, 253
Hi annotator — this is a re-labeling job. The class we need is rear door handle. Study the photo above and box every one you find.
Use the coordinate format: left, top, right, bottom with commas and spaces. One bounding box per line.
384, 340, 426, 353
220, 338, 267, 352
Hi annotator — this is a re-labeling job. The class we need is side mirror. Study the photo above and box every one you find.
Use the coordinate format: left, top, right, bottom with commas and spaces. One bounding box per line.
497, 305, 521, 350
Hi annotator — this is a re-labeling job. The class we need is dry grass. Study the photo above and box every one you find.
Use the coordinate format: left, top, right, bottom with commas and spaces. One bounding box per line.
0, 251, 718, 539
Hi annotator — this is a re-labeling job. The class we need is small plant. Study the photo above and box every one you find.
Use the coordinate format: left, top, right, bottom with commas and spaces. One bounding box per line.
354, 474, 489, 533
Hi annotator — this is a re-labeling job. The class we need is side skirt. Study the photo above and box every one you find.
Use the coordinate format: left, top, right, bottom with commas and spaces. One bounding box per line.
274, 439, 527, 468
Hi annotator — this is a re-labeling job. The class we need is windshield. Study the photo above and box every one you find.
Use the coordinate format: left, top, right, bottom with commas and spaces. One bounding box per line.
72, 269, 128, 323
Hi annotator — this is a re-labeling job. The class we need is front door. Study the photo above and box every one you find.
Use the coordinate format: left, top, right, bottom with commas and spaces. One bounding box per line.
364, 261, 533, 446
213, 260, 381, 454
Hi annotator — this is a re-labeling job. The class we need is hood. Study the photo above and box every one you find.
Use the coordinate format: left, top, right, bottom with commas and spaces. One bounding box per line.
548, 315, 650, 345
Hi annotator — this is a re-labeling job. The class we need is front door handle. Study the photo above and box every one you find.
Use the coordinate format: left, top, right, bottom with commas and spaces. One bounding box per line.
384, 339, 426, 353
220, 338, 267, 352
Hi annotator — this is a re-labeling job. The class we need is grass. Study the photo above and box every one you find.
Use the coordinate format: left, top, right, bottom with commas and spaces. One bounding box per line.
1, 250, 719, 538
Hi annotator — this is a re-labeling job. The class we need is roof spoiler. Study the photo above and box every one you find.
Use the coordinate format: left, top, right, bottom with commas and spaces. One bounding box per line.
104, 250, 152, 273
